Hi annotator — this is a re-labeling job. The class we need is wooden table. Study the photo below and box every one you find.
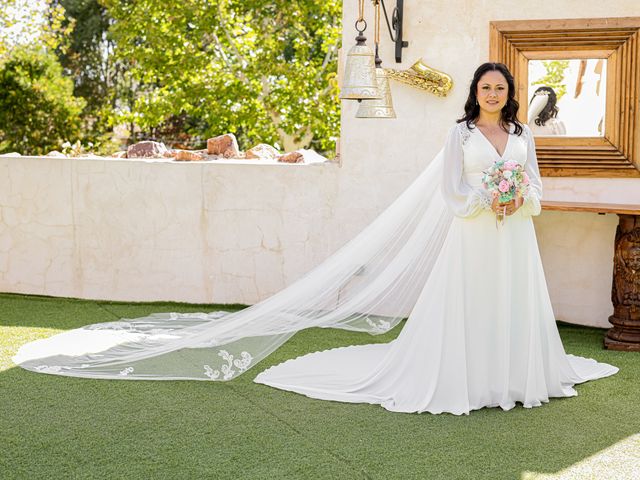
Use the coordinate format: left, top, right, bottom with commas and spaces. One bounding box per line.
542, 201, 640, 351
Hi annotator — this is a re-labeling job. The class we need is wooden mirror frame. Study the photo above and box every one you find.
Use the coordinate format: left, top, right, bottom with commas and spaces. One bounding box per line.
490, 17, 640, 177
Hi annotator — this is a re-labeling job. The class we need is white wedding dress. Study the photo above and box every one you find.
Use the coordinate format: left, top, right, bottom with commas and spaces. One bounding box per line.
253, 122, 618, 414
13, 122, 618, 415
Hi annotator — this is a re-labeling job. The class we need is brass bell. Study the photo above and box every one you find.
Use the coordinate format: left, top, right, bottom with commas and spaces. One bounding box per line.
340, 29, 380, 101
356, 56, 396, 118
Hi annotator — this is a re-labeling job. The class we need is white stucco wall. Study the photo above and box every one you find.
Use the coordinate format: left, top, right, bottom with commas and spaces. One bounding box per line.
1, 1, 639, 328
0, 157, 344, 304
339, 0, 640, 328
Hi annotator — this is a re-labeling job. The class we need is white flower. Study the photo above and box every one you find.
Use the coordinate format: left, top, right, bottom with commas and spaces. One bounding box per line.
503, 170, 513, 179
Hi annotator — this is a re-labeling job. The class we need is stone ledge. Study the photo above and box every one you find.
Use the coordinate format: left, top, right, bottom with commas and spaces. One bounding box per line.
0, 155, 339, 167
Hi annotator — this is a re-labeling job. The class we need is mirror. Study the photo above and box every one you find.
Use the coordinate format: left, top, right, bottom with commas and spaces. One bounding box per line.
527, 59, 607, 137
490, 17, 640, 177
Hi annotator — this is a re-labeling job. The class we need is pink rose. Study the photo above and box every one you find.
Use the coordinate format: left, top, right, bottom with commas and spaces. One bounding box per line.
504, 161, 518, 170
522, 172, 530, 185
498, 179, 510, 193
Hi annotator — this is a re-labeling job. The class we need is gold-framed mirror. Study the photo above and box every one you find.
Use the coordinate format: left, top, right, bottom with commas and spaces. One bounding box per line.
490, 17, 640, 177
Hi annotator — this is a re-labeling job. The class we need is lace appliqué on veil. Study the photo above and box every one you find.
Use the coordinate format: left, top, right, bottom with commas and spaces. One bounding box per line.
365, 317, 392, 333
34, 365, 63, 373
204, 350, 253, 381
33, 364, 90, 373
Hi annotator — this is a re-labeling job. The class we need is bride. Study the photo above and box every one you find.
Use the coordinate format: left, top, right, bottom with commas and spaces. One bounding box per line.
13, 63, 618, 415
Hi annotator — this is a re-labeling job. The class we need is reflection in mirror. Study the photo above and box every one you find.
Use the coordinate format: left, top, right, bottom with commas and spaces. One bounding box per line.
527, 59, 607, 137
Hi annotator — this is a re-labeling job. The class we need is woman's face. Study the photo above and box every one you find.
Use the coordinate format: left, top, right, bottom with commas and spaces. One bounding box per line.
476, 70, 509, 115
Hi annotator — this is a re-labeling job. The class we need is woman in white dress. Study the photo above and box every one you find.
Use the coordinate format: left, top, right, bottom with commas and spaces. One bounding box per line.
13, 63, 617, 415
252, 63, 617, 414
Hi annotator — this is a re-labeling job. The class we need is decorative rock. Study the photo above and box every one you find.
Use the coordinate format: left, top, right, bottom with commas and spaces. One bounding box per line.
175, 150, 205, 162
296, 149, 329, 164
0, 152, 21, 157
207, 134, 240, 158
46, 150, 66, 157
278, 151, 304, 163
246, 143, 280, 161
111, 151, 127, 158
126, 141, 168, 158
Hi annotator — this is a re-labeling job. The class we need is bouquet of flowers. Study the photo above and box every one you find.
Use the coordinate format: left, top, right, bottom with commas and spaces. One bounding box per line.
482, 159, 530, 225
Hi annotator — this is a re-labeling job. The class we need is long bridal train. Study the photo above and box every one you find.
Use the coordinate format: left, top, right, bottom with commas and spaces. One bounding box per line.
253, 123, 618, 414
13, 123, 618, 414
254, 200, 616, 414
13, 147, 453, 382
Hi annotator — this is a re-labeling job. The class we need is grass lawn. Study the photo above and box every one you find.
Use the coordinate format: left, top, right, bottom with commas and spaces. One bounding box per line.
1, 292, 638, 479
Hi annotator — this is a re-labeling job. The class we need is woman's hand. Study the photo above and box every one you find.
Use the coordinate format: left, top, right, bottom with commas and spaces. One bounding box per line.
491, 196, 523, 216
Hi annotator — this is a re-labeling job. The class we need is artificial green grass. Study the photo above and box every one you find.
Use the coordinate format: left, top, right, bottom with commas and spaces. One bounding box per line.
1, 292, 637, 479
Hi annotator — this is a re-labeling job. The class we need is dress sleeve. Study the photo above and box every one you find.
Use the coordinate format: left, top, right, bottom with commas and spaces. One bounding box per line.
519, 125, 543, 216
556, 119, 567, 135
441, 124, 493, 218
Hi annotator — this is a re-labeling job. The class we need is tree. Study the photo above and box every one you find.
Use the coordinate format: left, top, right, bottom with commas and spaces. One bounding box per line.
0, 46, 86, 154
102, 0, 341, 154
531, 60, 570, 100
52, 0, 130, 149
0, 0, 71, 58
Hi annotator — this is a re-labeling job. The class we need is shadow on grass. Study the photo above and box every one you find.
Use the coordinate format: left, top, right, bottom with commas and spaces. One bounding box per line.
1, 293, 638, 479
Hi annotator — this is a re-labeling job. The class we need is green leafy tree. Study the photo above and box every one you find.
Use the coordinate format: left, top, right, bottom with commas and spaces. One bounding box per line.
531, 60, 570, 100
52, 0, 130, 152
0, 0, 71, 58
0, 46, 86, 154
102, 0, 341, 154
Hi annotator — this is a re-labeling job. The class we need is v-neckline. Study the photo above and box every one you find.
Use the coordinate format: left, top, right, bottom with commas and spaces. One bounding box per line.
475, 124, 511, 158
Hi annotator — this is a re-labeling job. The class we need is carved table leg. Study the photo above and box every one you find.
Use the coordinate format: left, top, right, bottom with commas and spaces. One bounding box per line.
605, 214, 640, 351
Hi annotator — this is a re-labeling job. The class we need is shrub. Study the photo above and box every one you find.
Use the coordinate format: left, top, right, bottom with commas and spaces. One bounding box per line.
0, 47, 86, 155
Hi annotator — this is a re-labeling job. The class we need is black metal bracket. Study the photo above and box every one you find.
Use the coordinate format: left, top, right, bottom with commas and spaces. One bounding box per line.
380, 0, 408, 63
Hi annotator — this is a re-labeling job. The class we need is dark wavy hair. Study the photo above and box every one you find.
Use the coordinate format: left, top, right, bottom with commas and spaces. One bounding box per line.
529, 86, 559, 126
457, 62, 523, 136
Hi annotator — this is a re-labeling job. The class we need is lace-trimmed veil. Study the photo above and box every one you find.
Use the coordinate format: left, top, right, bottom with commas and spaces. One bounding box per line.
14, 150, 456, 381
